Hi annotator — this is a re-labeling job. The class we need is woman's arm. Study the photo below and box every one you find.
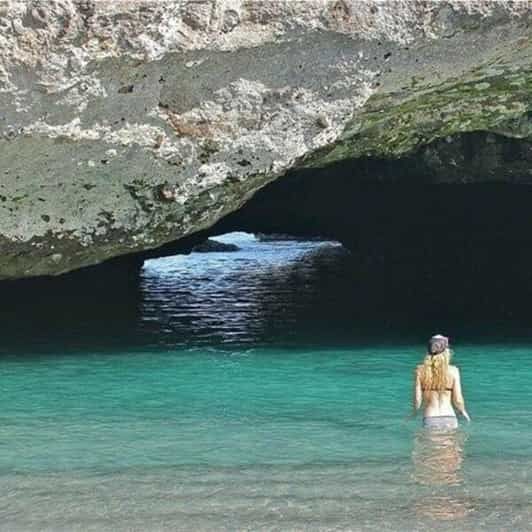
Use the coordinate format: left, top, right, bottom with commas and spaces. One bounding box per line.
451, 367, 471, 421
413, 367, 422, 415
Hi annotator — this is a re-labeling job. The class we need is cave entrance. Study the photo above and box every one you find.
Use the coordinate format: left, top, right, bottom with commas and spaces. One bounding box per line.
207, 133, 532, 323
4, 131, 532, 348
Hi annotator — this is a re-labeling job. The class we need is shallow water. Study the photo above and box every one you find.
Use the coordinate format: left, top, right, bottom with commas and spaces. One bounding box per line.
2, 234, 532, 531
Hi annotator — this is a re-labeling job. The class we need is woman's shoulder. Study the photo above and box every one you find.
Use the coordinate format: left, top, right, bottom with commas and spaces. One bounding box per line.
448, 364, 460, 375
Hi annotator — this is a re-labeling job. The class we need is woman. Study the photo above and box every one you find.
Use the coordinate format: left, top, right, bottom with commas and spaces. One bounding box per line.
413, 334, 470, 429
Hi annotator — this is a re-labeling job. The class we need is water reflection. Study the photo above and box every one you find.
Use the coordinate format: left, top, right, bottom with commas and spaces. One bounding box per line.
0, 234, 350, 352
412, 427, 474, 521
140, 234, 349, 347
412, 428, 466, 486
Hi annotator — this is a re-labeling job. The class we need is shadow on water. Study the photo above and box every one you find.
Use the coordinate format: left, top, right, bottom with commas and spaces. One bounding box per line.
3, 233, 532, 355
0, 256, 146, 354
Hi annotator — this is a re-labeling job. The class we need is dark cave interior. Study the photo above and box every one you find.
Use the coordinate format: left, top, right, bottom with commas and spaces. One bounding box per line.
3, 131, 532, 335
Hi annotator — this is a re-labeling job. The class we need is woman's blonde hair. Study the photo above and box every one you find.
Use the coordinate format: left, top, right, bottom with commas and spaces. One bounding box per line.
419, 348, 452, 392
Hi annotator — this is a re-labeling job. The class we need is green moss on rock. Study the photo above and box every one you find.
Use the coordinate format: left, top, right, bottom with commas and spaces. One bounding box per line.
313, 70, 532, 165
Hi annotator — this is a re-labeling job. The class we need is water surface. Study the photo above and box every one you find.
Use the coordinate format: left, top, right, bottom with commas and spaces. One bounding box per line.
2, 234, 531, 530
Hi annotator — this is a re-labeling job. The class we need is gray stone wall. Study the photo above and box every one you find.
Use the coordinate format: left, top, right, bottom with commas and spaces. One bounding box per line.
0, 1, 531, 278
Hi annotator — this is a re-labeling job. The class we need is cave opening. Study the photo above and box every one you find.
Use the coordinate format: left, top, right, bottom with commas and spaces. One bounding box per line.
209, 131, 532, 323
3, 131, 532, 353
210, 182, 532, 324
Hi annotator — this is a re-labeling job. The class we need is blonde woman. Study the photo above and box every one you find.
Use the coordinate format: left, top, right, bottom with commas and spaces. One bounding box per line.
413, 335, 471, 429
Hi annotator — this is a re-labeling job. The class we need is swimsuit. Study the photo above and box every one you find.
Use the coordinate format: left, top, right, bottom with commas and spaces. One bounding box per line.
422, 416, 458, 429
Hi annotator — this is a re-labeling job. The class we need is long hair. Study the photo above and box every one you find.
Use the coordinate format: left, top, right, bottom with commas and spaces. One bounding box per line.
419, 348, 452, 392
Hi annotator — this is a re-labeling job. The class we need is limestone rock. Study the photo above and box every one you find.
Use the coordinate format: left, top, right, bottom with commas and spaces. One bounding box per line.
0, 0, 531, 278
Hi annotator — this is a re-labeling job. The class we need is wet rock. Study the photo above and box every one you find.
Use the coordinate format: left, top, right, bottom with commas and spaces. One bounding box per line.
192, 239, 239, 252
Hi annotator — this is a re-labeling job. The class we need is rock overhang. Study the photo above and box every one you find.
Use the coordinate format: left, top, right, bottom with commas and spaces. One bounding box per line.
0, 0, 531, 279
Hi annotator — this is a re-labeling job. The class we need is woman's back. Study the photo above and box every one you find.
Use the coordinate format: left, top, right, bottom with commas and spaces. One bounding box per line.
419, 364, 457, 418
413, 335, 470, 427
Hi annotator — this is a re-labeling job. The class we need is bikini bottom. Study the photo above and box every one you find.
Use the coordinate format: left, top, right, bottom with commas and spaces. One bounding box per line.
422, 416, 458, 430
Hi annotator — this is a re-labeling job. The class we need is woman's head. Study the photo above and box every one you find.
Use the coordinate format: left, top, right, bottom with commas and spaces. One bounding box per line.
419, 334, 452, 391
428, 334, 449, 356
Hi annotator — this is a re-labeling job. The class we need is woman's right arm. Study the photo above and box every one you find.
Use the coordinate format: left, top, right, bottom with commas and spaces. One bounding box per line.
413, 367, 422, 415
452, 367, 471, 421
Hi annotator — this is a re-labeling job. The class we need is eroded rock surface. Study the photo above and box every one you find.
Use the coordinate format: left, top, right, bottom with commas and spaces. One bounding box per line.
0, 0, 531, 278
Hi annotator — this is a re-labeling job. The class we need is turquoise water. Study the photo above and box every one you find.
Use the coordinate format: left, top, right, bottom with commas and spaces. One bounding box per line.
2, 234, 532, 530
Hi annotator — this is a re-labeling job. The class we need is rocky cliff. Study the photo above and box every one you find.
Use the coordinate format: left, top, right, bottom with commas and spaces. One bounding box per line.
0, 0, 531, 279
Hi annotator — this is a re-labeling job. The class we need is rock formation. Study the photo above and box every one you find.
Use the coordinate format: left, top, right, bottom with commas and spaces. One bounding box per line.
0, 0, 531, 279
192, 238, 239, 252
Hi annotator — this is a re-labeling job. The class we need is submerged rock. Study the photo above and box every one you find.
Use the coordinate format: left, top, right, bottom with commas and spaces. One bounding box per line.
0, 1, 531, 278
192, 239, 239, 253
255, 233, 328, 242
